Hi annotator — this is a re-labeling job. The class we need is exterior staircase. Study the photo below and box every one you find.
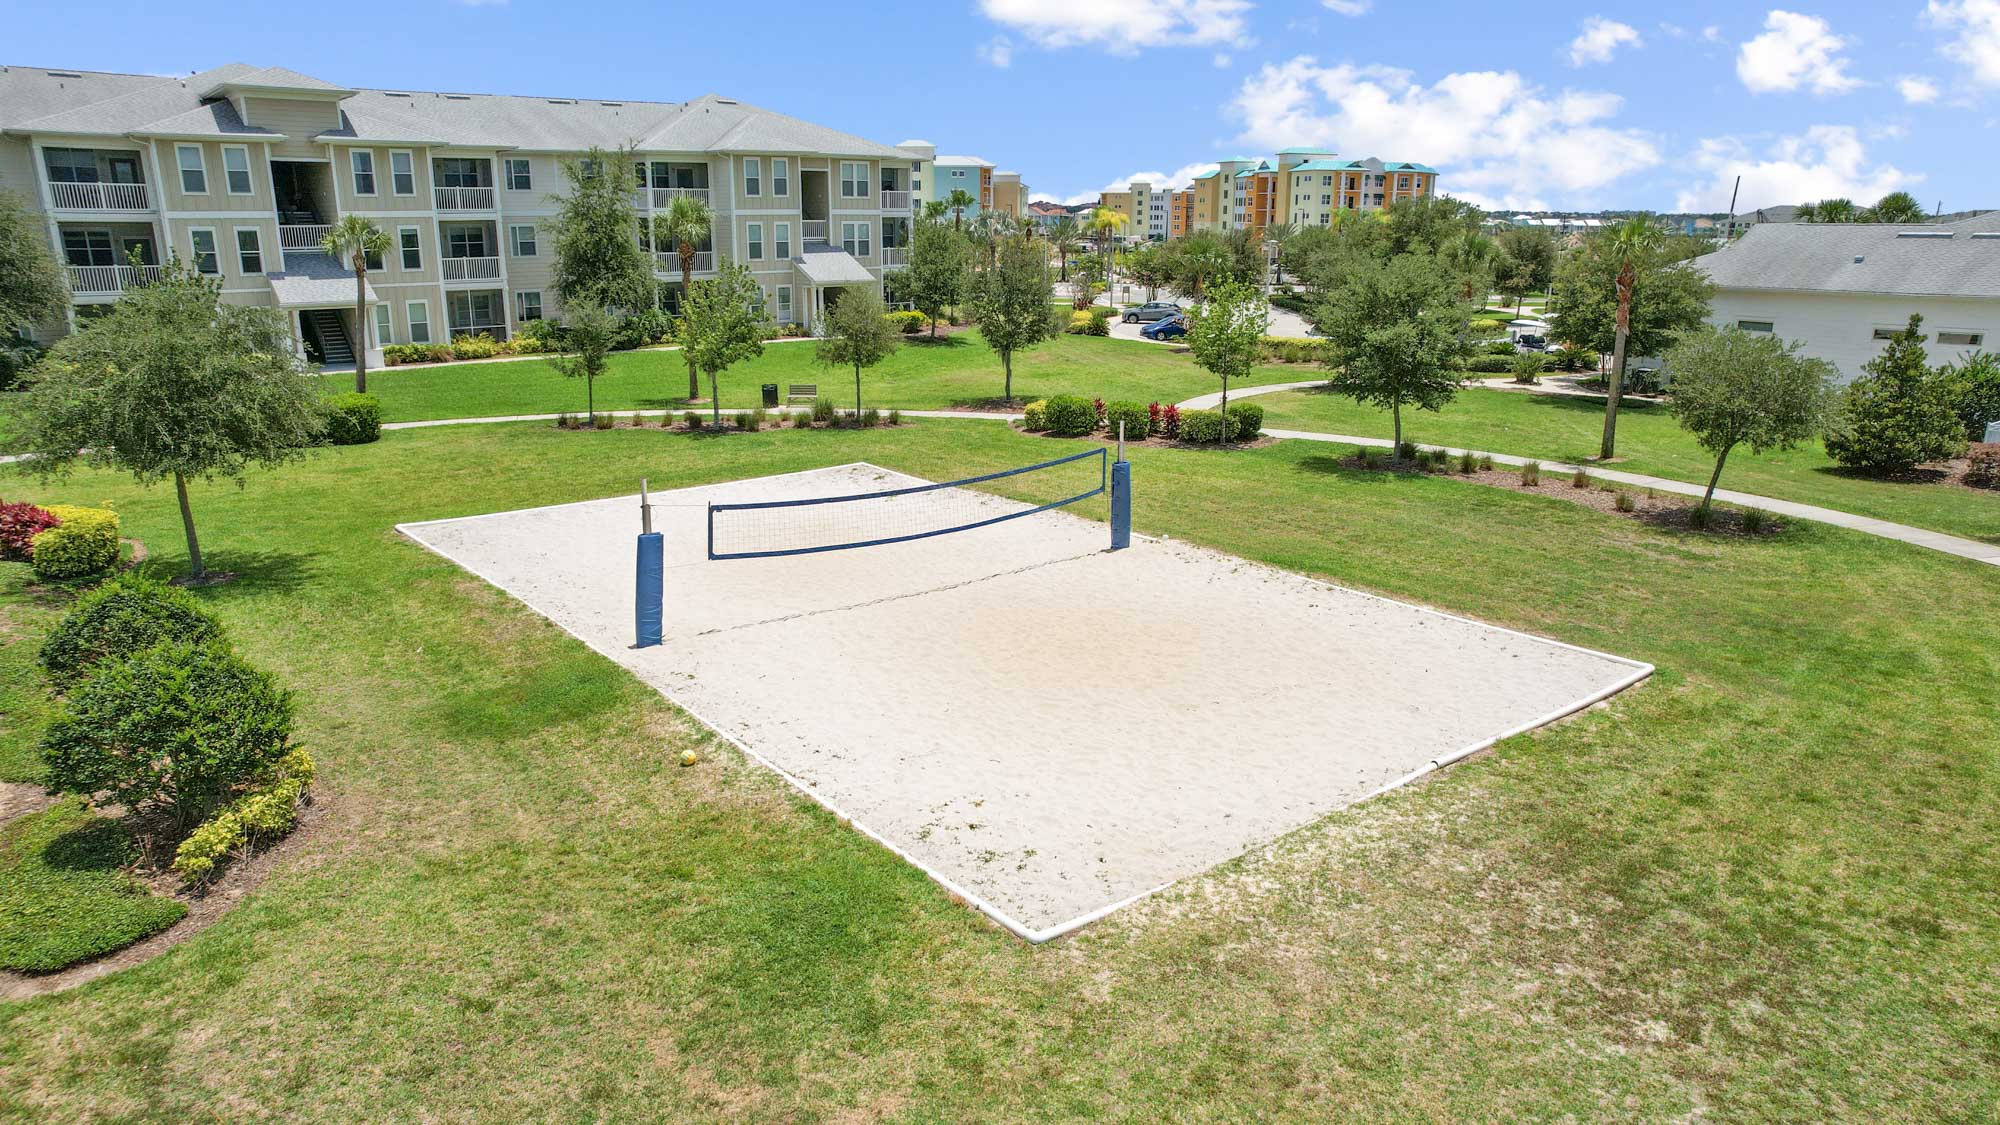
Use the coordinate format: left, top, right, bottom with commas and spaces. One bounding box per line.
302, 309, 354, 367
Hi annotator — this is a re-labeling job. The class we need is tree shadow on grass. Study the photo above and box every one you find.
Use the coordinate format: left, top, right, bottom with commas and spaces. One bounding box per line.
144, 549, 319, 604
36, 814, 137, 875
1292, 453, 1419, 483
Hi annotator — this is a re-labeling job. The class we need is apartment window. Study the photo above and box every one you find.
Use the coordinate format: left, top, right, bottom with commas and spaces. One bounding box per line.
450, 291, 499, 330
840, 162, 868, 198
772, 158, 789, 196
43, 147, 100, 183
1939, 330, 1985, 346
374, 303, 393, 346
61, 229, 114, 266
222, 146, 253, 195
747, 222, 763, 260
505, 158, 532, 191
351, 150, 376, 196
235, 228, 263, 274
774, 222, 791, 260
1871, 327, 1901, 340
447, 226, 491, 258
516, 290, 543, 322
390, 150, 416, 195
510, 224, 537, 257
776, 285, 792, 323
748, 286, 766, 316
1321, 194, 1332, 205
176, 144, 207, 194
1738, 320, 1775, 334
841, 221, 871, 257
189, 228, 219, 275
743, 157, 761, 197
407, 301, 431, 344
399, 226, 422, 271
365, 245, 385, 272
437, 158, 486, 188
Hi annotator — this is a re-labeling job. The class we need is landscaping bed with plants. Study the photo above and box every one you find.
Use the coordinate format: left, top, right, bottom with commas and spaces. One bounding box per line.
1017, 394, 1266, 446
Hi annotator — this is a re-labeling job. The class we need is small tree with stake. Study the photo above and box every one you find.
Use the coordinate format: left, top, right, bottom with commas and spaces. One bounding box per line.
548, 301, 619, 427
815, 287, 899, 420
14, 259, 324, 584
1665, 326, 1834, 513
680, 263, 769, 430
1183, 276, 1269, 439
966, 233, 1059, 404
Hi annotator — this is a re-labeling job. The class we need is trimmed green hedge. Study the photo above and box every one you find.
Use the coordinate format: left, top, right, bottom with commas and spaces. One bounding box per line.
31, 505, 119, 582
1103, 400, 1151, 440
324, 392, 382, 445
1021, 400, 1049, 431
1179, 409, 1226, 443
39, 572, 224, 689
1227, 401, 1264, 440
1043, 394, 1098, 436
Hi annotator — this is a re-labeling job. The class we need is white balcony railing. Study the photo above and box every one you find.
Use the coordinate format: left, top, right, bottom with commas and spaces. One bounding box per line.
434, 186, 496, 210
279, 224, 331, 251
880, 190, 911, 211
880, 246, 908, 267
801, 219, 829, 243
68, 263, 163, 294
441, 256, 502, 281
49, 181, 151, 211
651, 187, 709, 209
653, 250, 715, 273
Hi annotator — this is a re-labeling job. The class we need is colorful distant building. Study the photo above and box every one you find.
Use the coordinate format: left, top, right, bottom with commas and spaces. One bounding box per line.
930, 154, 993, 217
990, 171, 1030, 219
1174, 150, 1440, 237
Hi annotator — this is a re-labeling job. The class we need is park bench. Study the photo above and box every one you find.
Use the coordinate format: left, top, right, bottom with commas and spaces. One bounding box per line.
786, 383, 818, 403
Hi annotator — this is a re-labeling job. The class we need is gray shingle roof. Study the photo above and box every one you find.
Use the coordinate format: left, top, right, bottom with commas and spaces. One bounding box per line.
2, 64, 909, 159
268, 251, 378, 307
1694, 219, 2000, 300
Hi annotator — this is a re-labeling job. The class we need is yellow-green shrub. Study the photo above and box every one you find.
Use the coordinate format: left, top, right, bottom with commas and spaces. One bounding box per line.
1021, 400, 1050, 431
30, 505, 119, 581
170, 748, 315, 883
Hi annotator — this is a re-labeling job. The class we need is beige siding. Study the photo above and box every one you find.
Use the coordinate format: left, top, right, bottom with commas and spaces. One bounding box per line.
157, 139, 276, 213
330, 144, 436, 215
163, 214, 280, 292
0, 137, 43, 207
240, 96, 343, 159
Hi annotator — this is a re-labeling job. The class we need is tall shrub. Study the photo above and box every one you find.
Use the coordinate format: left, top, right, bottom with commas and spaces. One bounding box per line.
39, 571, 224, 687
1824, 315, 1967, 473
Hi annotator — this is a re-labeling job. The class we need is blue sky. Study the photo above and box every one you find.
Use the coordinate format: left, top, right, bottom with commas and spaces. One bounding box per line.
9, 0, 1999, 214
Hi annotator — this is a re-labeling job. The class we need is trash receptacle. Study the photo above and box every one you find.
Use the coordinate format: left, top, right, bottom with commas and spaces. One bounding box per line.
761, 383, 779, 408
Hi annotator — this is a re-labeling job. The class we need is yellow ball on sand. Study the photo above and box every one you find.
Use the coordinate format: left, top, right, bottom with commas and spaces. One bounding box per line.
680, 749, 699, 767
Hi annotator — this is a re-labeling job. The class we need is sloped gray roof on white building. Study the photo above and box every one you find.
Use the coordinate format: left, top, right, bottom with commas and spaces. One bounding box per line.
2, 64, 909, 159
267, 251, 378, 307
1694, 218, 2000, 300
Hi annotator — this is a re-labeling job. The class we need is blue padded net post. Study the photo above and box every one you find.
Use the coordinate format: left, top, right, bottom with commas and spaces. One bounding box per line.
635, 531, 664, 648
1110, 458, 1132, 551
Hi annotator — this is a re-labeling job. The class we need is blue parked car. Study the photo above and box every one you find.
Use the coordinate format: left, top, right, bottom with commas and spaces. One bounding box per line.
1141, 314, 1188, 341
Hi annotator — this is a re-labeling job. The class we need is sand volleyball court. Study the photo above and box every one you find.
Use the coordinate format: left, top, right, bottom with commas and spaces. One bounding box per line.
400, 462, 1651, 941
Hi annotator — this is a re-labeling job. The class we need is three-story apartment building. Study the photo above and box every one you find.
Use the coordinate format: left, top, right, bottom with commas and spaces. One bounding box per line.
1, 63, 919, 366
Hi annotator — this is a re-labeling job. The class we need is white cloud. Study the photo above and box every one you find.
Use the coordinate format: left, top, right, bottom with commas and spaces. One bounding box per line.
979, 0, 1251, 54
1898, 74, 1942, 102
1323, 0, 1371, 15
1227, 57, 1659, 210
1214, 53, 1234, 67
1673, 125, 1921, 211
1059, 162, 1219, 206
1702, 25, 1722, 42
1737, 10, 1863, 94
1568, 17, 1642, 66
979, 37, 1014, 68
1927, 0, 2000, 86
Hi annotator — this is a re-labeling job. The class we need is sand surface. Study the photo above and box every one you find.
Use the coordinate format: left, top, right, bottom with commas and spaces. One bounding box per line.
400, 463, 1649, 940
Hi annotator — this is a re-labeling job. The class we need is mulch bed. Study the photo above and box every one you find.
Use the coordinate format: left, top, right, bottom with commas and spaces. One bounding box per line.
1341, 454, 1787, 536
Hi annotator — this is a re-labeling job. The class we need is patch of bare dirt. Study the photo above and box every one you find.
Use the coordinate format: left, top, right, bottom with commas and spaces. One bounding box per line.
0, 780, 58, 825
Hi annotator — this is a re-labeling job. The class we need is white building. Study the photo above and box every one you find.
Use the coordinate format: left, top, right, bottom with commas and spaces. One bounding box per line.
1693, 214, 2000, 383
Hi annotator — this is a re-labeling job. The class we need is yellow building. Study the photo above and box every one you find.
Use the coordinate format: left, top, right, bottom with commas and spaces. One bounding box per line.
1179, 150, 1439, 236
991, 171, 1030, 218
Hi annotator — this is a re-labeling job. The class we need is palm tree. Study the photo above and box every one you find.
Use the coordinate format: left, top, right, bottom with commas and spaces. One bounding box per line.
655, 195, 713, 399
921, 199, 949, 221
945, 189, 977, 232
321, 215, 390, 393
1798, 197, 1859, 224
1085, 206, 1129, 305
1048, 216, 1083, 282
1867, 191, 1927, 224
1598, 216, 1661, 459
1439, 230, 1498, 305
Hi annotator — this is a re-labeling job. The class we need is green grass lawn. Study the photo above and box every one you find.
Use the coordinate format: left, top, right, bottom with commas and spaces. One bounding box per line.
0, 421, 1996, 1118
1258, 385, 2000, 545
0, 799, 186, 974
0, 567, 64, 784
325, 332, 1308, 423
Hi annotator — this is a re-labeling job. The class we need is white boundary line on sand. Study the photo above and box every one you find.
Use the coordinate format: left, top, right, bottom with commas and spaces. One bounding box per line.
396, 461, 1654, 944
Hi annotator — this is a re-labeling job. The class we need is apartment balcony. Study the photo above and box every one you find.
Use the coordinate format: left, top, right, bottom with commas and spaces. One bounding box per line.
49, 182, 151, 211
653, 250, 714, 274
442, 256, 502, 282
880, 246, 908, 268
280, 224, 331, 252
68, 263, 163, 295
651, 187, 709, 209
879, 190, 910, 211
435, 186, 497, 211
801, 219, 829, 242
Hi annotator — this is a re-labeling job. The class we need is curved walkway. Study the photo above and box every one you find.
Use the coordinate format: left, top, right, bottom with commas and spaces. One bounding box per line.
15, 378, 1994, 568
1190, 381, 2000, 568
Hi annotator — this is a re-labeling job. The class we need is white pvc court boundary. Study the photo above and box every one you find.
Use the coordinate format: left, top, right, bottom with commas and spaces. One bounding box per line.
398, 462, 1653, 943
